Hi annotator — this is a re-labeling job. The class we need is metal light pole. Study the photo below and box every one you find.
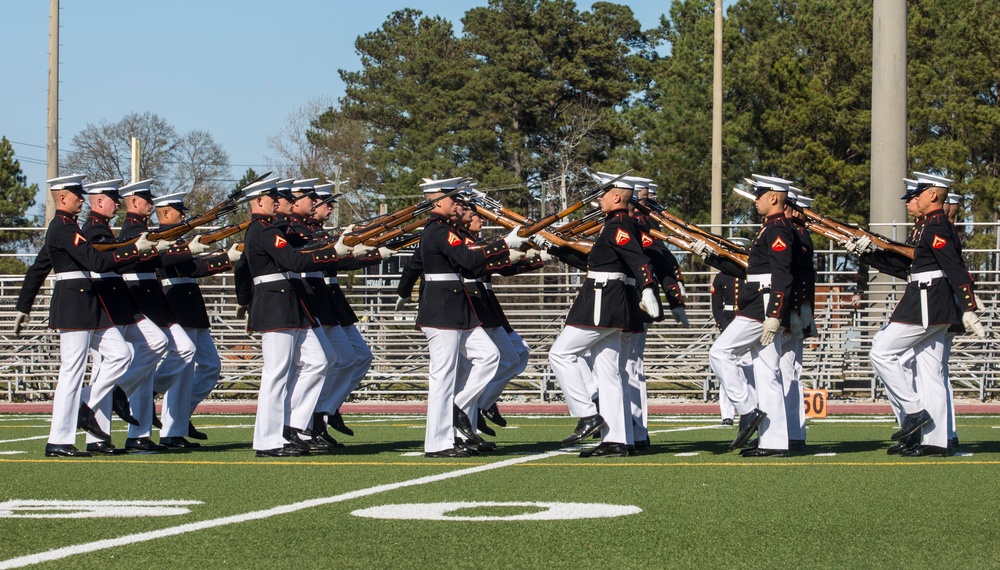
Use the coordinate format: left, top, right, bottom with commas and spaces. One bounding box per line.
45, 0, 59, 223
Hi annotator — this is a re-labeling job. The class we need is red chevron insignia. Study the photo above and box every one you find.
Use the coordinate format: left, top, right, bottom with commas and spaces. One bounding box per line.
771, 236, 787, 251
73, 233, 87, 246
615, 229, 630, 246
274, 235, 287, 248
641, 233, 654, 247
932, 235, 947, 249
447, 232, 462, 246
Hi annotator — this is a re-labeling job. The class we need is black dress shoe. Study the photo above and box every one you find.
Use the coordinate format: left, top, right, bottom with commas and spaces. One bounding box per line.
125, 437, 168, 452
901, 444, 949, 457
789, 440, 806, 452
283, 427, 313, 454
160, 437, 201, 449
476, 411, 496, 437
887, 432, 919, 455
453, 406, 484, 444
425, 447, 471, 458
634, 439, 650, 450
891, 410, 932, 441
327, 410, 354, 436
722, 418, 734, 426
743, 436, 760, 451
561, 414, 607, 445
188, 421, 208, 440
86, 441, 127, 455
947, 436, 960, 451
76, 403, 111, 442
579, 442, 628, 458
256, 446, 303, 458
729, 409, 766, 450
454, 439, 480, 456
45, 443, 92, 457
482, 403, 507, 427
312, 415, 346, 448
112, 386, 139, 426
740, 447, 790, 457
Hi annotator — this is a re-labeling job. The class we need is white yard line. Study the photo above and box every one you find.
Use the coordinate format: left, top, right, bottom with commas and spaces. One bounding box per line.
0, 449, 567, 569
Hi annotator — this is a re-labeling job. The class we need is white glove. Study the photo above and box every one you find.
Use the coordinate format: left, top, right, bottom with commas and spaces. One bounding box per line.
790, 309, 804, 340
963, 311, 986, 338
760, 317, 781, 346
334, 232, 353, 258
529, 234, 550, 249
186, 235, 208, 255
690, 239, 709, 259
13, 312, 29, 336
235, 305, 247, 320
378, 247, 396, 259
353, 243, 376, 257
845, 235, 872, 255
154, 239, 173, 252
504, 226, 529, 250
526, 249, 540, 261
508, 248, 526, 263
800, 303, 815, 333
974, 292, 985, 311
640, 287, 660, 319
134, 232, 156, 253
670, 306, 690, 327
539, 250, 553, 263
227, 242, 243, 263
395, 296, 411, 311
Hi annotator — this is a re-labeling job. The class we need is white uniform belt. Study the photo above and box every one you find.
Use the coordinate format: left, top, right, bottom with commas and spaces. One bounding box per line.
121, 273, 157, 281
625, 277, 637, 287
462, 277, 483, 284
161, 277, 196, 286
586, 271, 627, 283
325, 277, 339, 285
910, 270, 944, 283
301, 272, 324, 279
54, 271, 89, 281
910, 270, 944, 329
253, 273, 290, 285
483, 282, 493, 291
747, 274, 772, 287
424, 273, 460, 282
89, 272, 119, 280
723, 304, 734, 311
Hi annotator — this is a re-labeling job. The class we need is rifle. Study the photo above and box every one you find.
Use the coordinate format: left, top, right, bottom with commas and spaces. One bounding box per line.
316, 192, 343, 208
730, 185, 856, 246
632, 200, 749, 267
341, 186, 464, 246
553, 209, 603, 237
92, 171, 271, 251
197, 220, 252, 246
797, 209, 914, 259
471, 203, 593, 255
514, 170, 631, 237
362, 216, 427, 246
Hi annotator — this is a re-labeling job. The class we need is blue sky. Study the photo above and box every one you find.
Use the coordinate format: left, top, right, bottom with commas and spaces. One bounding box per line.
2, 1, 677, 216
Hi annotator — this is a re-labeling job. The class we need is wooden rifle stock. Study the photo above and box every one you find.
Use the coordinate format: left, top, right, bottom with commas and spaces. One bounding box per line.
362, 217, 427, 246
798, 209, 914, 259
633, 202, 748, 267
198, 220, 252, 245
472, 204, 592, 255
581, 221, 605, 238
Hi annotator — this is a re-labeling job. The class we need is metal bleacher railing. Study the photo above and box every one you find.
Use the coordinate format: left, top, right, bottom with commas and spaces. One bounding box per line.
1, 222, 998, 403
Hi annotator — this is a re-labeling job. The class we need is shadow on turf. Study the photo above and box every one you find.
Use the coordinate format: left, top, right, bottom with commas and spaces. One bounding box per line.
643, 439, 889, 456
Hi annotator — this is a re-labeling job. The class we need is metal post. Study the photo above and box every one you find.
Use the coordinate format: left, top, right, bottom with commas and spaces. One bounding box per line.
710, 0, 723, 233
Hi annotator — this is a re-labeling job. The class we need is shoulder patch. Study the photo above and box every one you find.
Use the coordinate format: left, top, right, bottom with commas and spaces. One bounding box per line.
274, 235, 287, 248
932, 235, 947, 249
447, 232, 462, 246
641, 233, 654, 248
614, 228, 631, 246
73, 233, 87, 246
771, 236, 787, 251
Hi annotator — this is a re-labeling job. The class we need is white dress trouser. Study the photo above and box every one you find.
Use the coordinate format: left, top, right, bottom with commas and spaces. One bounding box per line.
452, 327, 500, 432
314, 324, 355, 415
50, 328, 132, 445
709, 316, 787, 450
549, 326, 629, 444
780, 332, 807, 441
283, 327, 333, 431
161, 328, 220, 438
255, 329, 328, 450
422, 327, 498, 453
469, 327, 520, 415
323, 324, 374, 413
626, 328, 649, 441
127, 322, 194, 439
717, 352, 753, 421
870, 322, 948, 447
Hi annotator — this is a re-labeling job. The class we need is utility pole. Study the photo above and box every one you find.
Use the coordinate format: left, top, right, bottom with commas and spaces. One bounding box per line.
331, 165, 349, 227
45, 0, 59, 223
131, 138, 141, 182
871, 0, 908, 232
710, 0, 724, 232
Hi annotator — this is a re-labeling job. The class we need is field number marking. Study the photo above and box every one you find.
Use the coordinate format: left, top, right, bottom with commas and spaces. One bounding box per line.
352, 501, 640, 521
0, 500, 202, 519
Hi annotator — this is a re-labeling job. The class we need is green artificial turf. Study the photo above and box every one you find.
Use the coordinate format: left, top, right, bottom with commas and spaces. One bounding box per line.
2, 413, 1000, 568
